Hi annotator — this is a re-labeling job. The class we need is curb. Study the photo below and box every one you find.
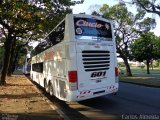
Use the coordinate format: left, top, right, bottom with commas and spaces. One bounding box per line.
27, 76, 71, 120
44, 97, 71, 120
120, 81, 160, 88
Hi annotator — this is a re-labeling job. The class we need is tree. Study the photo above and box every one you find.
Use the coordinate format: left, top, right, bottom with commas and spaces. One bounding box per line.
7, 40, 32, 75
100, 3, 156, 76
153, 36, 160, 59
0, 0, 83, 85
119, 0, 160, 17
88, 4, 101, 15
0, 46, 4, 68
130, 32, 160, 74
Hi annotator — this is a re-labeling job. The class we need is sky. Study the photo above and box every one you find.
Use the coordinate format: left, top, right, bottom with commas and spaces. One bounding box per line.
71, 0, 117, 14
71, 0, 160, 36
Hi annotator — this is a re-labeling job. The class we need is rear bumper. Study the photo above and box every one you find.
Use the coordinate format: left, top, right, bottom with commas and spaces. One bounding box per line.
67, 83, 119, 102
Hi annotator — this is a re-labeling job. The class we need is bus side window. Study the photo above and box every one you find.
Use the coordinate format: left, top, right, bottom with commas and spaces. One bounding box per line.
32, 62, 43, 73
49, 21, 65, 46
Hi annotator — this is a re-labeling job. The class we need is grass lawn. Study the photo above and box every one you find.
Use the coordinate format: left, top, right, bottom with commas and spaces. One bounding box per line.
119, 67, 160, 87
131, 67, 160, 74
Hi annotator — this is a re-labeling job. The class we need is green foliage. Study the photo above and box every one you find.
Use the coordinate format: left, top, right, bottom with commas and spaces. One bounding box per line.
130, 32, 160, 62
0, 0, 75, 58
100, 3, 135, 52
100, 3, 156, 76
153, 60, 160, 68
119, 0, 160, 16
118, 62, 125, 67
0, 0, 80, 84
101, 3, 134, 24
0, 0, 74, 39
133, 0, 160, 16
137, 17, 156, 31
100, 3, 155, 56
153, 36, 160, 59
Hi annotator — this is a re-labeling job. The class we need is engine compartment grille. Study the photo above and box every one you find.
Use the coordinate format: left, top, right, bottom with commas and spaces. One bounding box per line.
82, 50, 110, 72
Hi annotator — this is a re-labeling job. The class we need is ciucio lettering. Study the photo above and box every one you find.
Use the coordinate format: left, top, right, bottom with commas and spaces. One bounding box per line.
76, 20, 103, 28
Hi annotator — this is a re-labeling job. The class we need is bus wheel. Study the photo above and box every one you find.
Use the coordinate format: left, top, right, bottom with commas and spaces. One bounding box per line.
49, 81, 54, 96
44, 79, 49, 93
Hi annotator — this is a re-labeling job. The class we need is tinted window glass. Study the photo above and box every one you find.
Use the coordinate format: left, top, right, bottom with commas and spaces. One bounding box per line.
74, 17, 112, 41
32, 62, 43, 73
48, 21, 65, 45
33, 21, 65, 55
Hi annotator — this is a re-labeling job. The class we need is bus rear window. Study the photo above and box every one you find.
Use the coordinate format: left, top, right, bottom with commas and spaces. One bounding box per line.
74, 17, 112, 41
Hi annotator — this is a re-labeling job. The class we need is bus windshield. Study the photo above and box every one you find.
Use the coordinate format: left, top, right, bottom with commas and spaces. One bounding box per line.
74, 17, 112, 41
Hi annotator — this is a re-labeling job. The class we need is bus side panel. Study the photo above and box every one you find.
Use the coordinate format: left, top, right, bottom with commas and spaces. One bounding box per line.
42, 43, 69, 101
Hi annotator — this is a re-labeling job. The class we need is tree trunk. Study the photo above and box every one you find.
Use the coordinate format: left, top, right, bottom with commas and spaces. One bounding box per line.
12, 51, 19, 73
123, 58, 132, 76
146, 60, 150, 74
150, 60, 153, 70
117, 47, 132, 76
7, 40, 16, 76
7, 49, 14, 76
0, 38, 13, 85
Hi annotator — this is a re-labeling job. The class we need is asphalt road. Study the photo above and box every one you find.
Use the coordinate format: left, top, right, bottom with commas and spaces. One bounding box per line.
56, 82, 160, 120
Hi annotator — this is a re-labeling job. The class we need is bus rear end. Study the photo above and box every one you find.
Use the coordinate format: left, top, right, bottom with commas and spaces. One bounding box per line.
67, 14, 119, 101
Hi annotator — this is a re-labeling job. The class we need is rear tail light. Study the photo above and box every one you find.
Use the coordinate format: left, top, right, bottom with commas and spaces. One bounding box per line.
115, 67, 119, 83
115, 67, 119, 77
68, 71, 78, 91
68, 71, 77, 83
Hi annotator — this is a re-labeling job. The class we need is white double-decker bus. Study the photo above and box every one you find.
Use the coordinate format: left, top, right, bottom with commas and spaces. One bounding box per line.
30, 14, 119, 102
